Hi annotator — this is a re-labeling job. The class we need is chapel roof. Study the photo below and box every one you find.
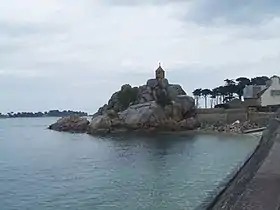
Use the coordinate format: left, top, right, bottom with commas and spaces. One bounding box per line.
155, 63, 165, 72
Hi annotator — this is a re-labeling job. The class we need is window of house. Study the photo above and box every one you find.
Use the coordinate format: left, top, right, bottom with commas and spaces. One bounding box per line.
270, 90, 280, 96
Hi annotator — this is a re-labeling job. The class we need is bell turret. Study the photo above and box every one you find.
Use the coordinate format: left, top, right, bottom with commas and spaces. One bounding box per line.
155, 63, 165, 80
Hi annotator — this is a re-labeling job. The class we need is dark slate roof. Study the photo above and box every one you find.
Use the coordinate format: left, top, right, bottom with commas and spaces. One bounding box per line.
256, 76, 280, 98
271, 75, 280, 79
257, 87, 268, 98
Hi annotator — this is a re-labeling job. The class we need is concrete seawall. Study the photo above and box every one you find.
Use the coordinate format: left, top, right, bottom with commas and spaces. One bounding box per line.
196, 119, 280, 210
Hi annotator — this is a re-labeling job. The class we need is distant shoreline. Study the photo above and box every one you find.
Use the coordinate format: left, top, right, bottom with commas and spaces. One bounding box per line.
0, 110, 88, 119
0, 115, 93, 119
0, 116, 80, 119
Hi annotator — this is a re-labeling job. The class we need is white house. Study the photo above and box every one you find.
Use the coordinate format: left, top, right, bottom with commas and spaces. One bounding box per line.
258, 76, 280, 106
243, 85, 267, 99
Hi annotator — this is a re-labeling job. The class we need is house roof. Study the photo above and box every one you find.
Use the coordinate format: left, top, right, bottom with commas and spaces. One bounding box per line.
271, 75, 280, 79
257, 87, 268, 98
257, 75, 280, 98
243, 75, 280, 99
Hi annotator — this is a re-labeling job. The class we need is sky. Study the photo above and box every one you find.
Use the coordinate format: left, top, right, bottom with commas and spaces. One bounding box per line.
1, 0, 280, 113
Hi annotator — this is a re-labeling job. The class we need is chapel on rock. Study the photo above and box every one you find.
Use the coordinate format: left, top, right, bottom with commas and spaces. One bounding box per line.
155, 63, 165, 80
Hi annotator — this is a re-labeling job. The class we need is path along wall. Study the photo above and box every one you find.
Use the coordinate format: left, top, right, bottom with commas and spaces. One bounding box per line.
196, 118, 280, 210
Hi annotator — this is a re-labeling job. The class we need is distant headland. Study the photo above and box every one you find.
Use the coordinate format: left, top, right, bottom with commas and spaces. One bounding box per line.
0, 110, 88, 118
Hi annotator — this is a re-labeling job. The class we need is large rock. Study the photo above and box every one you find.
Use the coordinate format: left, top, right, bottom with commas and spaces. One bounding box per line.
174, 118, 200, 131
118, 102, 167, 129
95, 78, 188, 116
147, 78, 169, 89
48, 115, 89, 133
107, 92, 119, 110
175, 95, 195, 117
184, 117, 200, 130
171, 102, 184, 122
155, 87, 170, 107
87, 94, 196, 134
88, 115, 112, 134
164, 104, 173, 119
167, 84, 186, 100
146, 79, 159, 88
106, 109, 118, 119
89, 101, 181, 133
164, 100, 195, 122
49, 73, 198, 135
158, 78, 169, 88
138, 85, 154, 103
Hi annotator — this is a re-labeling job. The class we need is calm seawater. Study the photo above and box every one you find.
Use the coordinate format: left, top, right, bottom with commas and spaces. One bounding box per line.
0, 118, 259, 210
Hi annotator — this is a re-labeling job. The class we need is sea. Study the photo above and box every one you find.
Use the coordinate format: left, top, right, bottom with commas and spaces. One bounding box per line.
0, 117, 259, 210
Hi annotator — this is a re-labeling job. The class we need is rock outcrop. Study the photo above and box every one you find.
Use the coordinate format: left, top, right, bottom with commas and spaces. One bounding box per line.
93, 77, 188, 117
48, 115, 89, 133
49, 65, 199, 135
87, 115, 112, 134
87, 100, 199, 135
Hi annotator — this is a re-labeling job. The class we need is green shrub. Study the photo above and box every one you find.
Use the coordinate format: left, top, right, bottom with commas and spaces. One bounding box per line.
117, 85, 139, 110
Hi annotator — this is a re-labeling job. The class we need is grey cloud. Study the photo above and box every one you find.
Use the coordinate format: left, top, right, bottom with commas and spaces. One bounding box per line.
186, 0, 280, 25
0, 21, 61, 38
0, 21, 65, 59
102, 0, 185, 6
1, 0, 280, 113
102, 0, 280, 25
0, 70, 152, 113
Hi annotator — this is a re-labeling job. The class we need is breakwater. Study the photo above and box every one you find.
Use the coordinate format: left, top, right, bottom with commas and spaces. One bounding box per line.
196, 119, 280, 210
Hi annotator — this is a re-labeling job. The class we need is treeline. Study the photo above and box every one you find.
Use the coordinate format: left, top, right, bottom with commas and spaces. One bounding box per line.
0, 110, 88, 118
192, 76, 270, 108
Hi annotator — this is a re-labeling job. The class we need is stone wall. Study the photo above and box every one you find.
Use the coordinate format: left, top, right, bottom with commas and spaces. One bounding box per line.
248, 112, 279, 127
197, 113, 227, 124
195, 119, 280, 210
197, 108, 226, 114
226, 109, 248, 123
197, 108, 247, 124
197, 108, 280, 125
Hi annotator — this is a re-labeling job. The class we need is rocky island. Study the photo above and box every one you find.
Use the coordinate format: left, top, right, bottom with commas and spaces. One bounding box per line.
49, 64, 200, 134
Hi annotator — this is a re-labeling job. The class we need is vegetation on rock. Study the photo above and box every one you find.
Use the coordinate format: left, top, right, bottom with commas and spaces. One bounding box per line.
95, 78, 187, 117
117, 84, 139, 110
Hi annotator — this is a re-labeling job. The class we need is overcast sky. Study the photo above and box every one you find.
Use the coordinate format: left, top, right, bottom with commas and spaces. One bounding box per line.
1, 0, 280, 113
